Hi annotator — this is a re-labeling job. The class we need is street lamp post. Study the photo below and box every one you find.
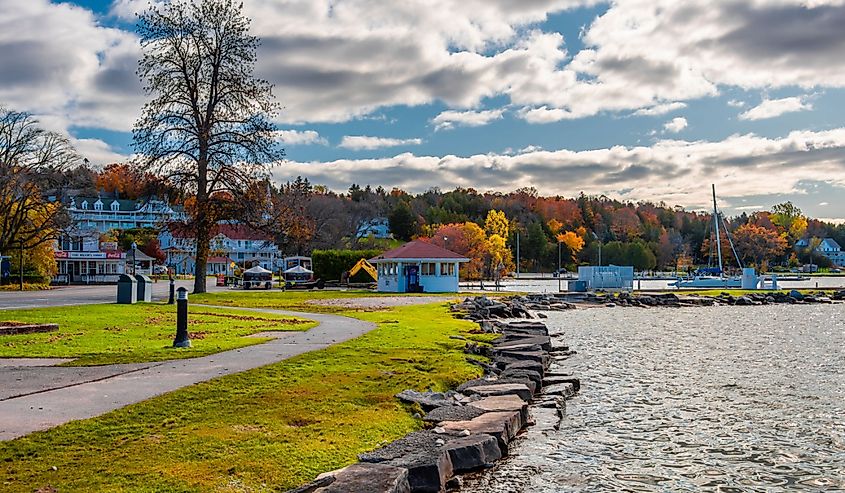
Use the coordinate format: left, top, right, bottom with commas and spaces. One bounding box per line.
18, 239, 24, 291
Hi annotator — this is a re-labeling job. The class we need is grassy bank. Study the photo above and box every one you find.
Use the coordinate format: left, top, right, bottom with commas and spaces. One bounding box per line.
0, 302, 486, 492
0, 303, 314, 366
191, 289, 454, 313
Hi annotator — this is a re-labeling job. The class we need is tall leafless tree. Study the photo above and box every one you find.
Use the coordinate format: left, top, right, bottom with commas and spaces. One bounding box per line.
0, 107, 77, 259
133, 0, 283, 293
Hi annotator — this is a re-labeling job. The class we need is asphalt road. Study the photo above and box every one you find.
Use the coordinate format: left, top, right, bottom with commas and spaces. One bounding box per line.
0, 279, 227, 310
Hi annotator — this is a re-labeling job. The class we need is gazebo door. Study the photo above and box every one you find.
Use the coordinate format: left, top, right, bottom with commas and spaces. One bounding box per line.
405, 265, 420, 292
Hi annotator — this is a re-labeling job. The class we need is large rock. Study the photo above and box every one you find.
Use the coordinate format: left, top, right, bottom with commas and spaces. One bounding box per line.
359, 431, 453, 493
442, 434, 502, 473
496, 358, 545, 377
500, 368, 543, 390
299, 463, 410, 493
462, 383, 533, 402
495, 349, 549, 366
424, 405, 487, 423
439, 411, 522, 455
542, 375, 581, 392
495, 335, 552, 351
467, 395, 529, 424
395, 390, 461, 411
543, 383, 576, 399
459, 376, 537, 395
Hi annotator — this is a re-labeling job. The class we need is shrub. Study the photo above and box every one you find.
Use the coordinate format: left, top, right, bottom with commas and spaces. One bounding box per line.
311, 249, 383, 282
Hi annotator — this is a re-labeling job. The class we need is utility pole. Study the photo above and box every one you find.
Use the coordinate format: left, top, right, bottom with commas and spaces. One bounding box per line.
557, 240, 562, 292
19, 240, 24, 291
516, 232, 520, 279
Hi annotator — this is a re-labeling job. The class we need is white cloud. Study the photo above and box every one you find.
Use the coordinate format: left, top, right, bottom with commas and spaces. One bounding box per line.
633, 102, 687, 117
663, 117, 688, 133
738, 96, 813, 120
72, 138, 128, 166
432, 109, 505, 130
517, 106, 576, 123
274, 128, 845, 211
728, 99, 747, 108
338, 135, 423, 150
276, 130, 327, 146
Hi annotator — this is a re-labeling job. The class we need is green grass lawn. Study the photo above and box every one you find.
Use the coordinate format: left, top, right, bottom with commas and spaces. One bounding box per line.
0, 303, 315, 366
0, 302, 489, 493
191, 289, 457, 313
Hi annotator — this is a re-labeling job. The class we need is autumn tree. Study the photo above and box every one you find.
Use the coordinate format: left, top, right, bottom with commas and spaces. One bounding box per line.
0, 108, 77, 262
556, 231, 584, 264
133, 0, 283, 293
484, 209, 509, 238
733, 223, 788, 270
389, 201, 417, 241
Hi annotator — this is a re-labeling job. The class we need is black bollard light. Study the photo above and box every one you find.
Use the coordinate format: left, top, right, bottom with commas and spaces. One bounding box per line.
168, 276, 176, 305
173, 287, 191, 348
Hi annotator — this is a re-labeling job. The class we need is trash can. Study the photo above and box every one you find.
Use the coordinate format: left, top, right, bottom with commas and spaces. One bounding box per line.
134, 274, 153, 302
117, 274, 138, 304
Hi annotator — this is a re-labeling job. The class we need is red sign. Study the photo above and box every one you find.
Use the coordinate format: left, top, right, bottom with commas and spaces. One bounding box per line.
54, 251, 69, 259
106, 252, 123, 259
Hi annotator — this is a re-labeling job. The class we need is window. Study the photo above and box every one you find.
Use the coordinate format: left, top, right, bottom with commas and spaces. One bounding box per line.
94, 200, 103, 211
440, 263, 455, 276
421, 263, 436, 276
81, 200, 89, 210
111, 201, 120, 211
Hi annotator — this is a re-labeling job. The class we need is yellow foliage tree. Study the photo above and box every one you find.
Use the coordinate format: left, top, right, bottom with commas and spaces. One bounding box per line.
484, 210, 509, 238
556, 231, 585, 263
547, 218, 563, 234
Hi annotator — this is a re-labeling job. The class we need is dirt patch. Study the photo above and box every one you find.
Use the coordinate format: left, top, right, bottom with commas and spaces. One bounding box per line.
0, 322, 59, 336
192, 311, 309, 324
307, 296, 456, 310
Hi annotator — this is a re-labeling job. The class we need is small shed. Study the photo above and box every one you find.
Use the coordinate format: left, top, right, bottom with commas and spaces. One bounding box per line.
576, 265, 634, 291
369, 241, 468, 293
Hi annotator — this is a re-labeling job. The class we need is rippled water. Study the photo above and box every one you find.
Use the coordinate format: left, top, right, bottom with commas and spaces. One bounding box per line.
464, 304, 845, 492
490, 276, 845, 293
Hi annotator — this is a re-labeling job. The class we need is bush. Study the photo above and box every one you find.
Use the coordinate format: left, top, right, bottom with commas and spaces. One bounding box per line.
311, 249, 383, 282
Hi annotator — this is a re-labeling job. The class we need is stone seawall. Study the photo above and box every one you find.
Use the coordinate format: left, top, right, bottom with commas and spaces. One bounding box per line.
287, 298, 579, 493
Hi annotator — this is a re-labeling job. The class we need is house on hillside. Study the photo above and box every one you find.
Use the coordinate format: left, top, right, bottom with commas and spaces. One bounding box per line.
159, 223, 280, 274
369, 240, 468, 293
795, 237, 845, 267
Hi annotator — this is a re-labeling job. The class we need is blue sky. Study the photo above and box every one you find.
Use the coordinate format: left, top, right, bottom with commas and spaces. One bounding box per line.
3, 0, 845, 219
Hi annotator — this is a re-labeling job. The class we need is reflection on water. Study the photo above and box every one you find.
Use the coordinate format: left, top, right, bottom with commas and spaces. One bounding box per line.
463, 304, 845, 492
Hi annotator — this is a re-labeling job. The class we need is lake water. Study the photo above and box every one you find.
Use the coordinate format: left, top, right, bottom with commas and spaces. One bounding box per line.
463, 304, 845, 492
484, 276, 845, 293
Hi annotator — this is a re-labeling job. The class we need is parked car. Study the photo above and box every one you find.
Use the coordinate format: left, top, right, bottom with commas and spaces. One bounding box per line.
552, 268, 568, 277
152, 265, 168, 275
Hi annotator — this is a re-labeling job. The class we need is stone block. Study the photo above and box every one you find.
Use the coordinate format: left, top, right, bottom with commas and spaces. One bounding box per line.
543, 375, 580, 392
467, 395, 529, 424
424, 405, 487, 423
442, 434, 502, 473
543, 383, 576, 399
304, 463, 410, 493
462, 383, 533, 402
359, 431, 453, 493
439, 411, 522, 455
500, 368, 543, 390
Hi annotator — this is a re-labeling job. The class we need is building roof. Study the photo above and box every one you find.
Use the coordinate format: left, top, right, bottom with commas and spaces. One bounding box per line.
166, 222, 272, 241
822, 238, 841, 250
208, 256, 233, 264
370, 240, 468, 262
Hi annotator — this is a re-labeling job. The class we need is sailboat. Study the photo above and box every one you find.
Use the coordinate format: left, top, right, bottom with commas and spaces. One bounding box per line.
670, 185, 744, 289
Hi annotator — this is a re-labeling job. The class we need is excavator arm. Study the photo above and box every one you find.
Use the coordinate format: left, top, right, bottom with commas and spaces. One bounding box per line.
348, 258, 378, 281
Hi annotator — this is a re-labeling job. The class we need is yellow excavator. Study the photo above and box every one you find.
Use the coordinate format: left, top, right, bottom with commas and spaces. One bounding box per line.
346, 258, 378, 284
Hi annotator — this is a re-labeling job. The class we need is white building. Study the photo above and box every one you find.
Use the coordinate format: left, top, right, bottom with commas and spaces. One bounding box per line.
369, 241, 468, 293
66, 195, 185, 233
576, 265, 635, 291
160, 223, 281, 275
795, 238, 845, 267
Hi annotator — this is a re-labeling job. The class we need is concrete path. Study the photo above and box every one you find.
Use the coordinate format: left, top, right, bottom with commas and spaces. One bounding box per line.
0, 306, 376, 441
0, 279, 227, 310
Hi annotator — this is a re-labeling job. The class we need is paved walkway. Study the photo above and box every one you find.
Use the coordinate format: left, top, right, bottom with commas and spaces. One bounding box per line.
0, 279, 226, 310
0, 306, 376, 441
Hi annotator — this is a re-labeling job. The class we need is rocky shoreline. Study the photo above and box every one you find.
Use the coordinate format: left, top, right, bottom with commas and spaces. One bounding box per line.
287, 297, 579, 493
452, 289, 845, 317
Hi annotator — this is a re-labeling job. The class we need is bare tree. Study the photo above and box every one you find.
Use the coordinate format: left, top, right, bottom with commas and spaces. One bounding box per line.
0, 107, 77, 259
133, 0, 283, 293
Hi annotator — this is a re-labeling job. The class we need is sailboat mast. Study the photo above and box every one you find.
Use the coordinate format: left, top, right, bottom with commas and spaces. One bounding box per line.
712, 184, 724, 275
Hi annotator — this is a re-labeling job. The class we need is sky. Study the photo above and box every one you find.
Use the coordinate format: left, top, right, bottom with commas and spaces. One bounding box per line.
2, 0, 845, 220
